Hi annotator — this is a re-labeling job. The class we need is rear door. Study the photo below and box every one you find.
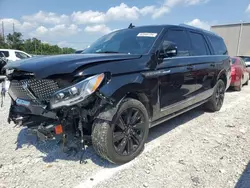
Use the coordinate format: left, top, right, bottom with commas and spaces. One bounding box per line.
157, 28, 198, 115
187, 30, 215, 97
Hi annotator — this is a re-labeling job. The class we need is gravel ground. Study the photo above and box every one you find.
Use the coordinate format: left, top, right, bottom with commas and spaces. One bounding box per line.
0, 85, 250, 188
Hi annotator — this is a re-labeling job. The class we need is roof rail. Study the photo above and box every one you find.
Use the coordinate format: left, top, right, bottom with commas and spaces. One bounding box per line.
179, 23, 217, 36
179, 24, 199, 30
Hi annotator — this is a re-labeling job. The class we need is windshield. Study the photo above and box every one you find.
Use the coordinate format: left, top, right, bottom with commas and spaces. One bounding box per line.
83, 27, 163, 55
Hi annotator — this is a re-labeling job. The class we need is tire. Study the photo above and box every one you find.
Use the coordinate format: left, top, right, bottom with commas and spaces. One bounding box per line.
204, 79, 225, 112
92, 98, 149, 164
235, 79, 242, 91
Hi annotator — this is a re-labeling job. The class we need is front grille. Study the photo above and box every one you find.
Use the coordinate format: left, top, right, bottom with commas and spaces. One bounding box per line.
9, 79, 59, 102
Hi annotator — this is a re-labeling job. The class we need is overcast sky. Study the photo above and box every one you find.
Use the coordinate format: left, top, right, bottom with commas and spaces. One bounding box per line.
1, 0, 250, 49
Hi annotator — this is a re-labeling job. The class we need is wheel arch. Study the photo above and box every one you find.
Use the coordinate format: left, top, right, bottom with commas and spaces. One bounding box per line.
96, 74, 156, 122
216, 69, 227, 88
125, 92, 153, 120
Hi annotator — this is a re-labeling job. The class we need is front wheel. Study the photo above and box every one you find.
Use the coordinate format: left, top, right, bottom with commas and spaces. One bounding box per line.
204, 79, 225, 112
92, 98, 149, 164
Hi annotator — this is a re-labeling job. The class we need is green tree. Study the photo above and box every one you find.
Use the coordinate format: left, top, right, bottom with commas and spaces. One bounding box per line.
0, 34, 8, 48
6, 32, 24, 50
2, 31, 76, 55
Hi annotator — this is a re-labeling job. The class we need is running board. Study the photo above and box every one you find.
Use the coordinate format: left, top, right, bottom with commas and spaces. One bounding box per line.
150, 99, 208, 128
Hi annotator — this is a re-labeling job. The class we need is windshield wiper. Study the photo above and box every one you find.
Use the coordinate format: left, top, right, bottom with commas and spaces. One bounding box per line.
95, 51, 120, 54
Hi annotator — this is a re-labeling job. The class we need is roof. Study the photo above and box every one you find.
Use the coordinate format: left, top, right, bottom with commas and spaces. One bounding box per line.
124, 24, 217, 36
0, 49, 17, 51
0, 49, 29, 53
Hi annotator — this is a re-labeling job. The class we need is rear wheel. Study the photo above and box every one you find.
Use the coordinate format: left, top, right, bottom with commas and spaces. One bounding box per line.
204, 79, 225, 112
92, 98, 149, 164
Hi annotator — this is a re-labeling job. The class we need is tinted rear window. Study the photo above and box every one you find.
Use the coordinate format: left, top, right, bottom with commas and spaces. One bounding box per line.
208, 35, 228, 55
0, 51, 10, 57
189, 32, 209, 56
231, 58, 237, 64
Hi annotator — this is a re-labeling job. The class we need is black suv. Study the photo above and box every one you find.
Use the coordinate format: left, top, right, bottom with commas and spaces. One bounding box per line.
4, 24, 231, 164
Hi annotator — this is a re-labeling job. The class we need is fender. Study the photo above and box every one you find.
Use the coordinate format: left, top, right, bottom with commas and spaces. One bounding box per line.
217, 69, 227, 81
96, 73, 157, 121
95, 96, 125, 122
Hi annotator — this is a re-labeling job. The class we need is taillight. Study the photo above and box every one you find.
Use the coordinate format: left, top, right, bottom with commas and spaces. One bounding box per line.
231, 67, 236, 75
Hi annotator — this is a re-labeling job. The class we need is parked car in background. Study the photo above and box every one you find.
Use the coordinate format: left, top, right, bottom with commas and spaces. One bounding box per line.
4, 24, 231, 164
238, 56, 250, 67
0, 49, 31, 62
0, 53, 8, 81
230, 57, 249, 91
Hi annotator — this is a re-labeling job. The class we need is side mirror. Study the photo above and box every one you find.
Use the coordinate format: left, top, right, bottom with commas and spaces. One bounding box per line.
160, 41, 178, 58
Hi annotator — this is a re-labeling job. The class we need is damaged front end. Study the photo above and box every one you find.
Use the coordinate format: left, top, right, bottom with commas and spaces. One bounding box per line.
6, 70, 111, 161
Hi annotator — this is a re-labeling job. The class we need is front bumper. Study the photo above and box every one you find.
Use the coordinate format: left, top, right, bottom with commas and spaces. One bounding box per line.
9, 101, 61, 141
9, 99, 57, 120
8, 98, 58, 128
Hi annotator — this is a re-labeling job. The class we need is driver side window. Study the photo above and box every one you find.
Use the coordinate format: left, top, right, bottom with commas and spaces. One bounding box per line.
104, 41, 120, 51
162, 29, 192, 57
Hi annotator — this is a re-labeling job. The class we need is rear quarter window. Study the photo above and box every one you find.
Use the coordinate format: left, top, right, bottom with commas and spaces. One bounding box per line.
231, 58, 239, 64
208, 35, 228, 55
0, 51, 10, 57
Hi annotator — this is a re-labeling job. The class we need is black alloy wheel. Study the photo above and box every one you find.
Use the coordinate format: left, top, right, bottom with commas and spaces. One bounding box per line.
92, 98, 149, 164
215, 82, 225, 109
112, 107, 145, 156
204, 79, 225, 112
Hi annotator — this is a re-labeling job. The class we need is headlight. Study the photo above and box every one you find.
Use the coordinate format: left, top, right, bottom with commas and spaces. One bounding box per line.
50, 73, 104, 109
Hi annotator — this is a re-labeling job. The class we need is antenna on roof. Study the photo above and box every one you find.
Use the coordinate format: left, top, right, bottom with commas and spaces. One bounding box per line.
128, 23, 135, 29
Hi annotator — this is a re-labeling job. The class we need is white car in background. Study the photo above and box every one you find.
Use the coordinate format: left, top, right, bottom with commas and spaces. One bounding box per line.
0, 49, 32, 62
239, 56, 250, 67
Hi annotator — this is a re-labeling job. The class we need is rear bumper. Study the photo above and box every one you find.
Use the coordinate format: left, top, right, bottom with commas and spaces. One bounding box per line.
230, 74, 241, 87
230, 81, 241, 87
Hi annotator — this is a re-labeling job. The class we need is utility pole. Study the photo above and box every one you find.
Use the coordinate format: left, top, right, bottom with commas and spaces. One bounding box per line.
13, 23, 15, 33
237, 21, 243, 56
35, 40, 37, 54
12, 23, 15, 48
2, 21, 4, 42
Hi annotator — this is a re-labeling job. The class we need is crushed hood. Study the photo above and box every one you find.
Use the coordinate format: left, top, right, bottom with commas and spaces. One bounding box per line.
4, 53, 141, 78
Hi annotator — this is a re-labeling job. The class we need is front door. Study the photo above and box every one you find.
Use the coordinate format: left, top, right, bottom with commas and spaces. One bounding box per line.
157, 29, 198, 113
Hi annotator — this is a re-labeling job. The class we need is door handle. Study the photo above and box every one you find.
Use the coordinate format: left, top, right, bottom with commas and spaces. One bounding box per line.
210, 63, 215, 67
187, 66, 194, 70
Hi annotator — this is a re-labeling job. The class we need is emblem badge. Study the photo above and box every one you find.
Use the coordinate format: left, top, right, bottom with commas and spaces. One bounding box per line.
22, 81, 28, 90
